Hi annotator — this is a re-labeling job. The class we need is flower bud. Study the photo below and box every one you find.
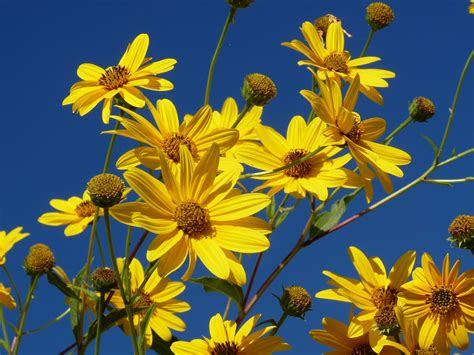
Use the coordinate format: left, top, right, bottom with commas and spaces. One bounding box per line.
314, 14, 343, 40
366, 2, 394, 31
278, 286, 312, 318
87, 173, 125, 208
91, 267, 117, 293
409, 97, 436, 122
242, 73, 277, 107
226, 0, 253, 8
374, 305, 400, 336
448, 215, 474, 253
24, 244, 55, 276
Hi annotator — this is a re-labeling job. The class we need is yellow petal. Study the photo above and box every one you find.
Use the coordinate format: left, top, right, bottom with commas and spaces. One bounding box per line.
213, 225, 269, 253
209, 193, 270, 221
192, 238, 230, 279
122, 33, 149, 73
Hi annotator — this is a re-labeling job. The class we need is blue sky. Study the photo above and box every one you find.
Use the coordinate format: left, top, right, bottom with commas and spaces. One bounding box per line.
0, 0, 473, 353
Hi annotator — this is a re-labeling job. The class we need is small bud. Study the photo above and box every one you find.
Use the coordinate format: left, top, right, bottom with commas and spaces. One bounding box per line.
448, 215, 474, 253
366, 2, 394, 31
91, 267, 117, 293
314, 14, 349, 40
24, 244, 55, 276
226, 0, 253, 8
87, 173, 125, 208
279, 286, 312, 318
409, 97, 436, 122
242, 73, 277, 107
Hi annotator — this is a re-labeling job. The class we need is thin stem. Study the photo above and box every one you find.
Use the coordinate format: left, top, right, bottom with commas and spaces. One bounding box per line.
383, 116, 412, 145
13, 275, 39, 355
423, 177, 474, 185
104, 209, 140, 354
102, 119, 121, 173
269, 312, 288, 336
204, 7, 237, 105
0, 306, 11, 355
2, 266, 22, 312
436, 148, 474, 168
231, 102, 252, 129
94, 230, 106, 267
22, 308, 70, 335
94, 293, 104, 355
360, 28, 374, 57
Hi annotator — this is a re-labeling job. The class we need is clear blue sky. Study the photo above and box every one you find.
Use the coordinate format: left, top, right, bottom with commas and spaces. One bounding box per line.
0, 0, 473, 353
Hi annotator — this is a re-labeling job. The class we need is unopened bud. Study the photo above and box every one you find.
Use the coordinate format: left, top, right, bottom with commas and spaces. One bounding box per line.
87, 173, 125, 208
24, 244, 55, 276
91, 267, 117, 293
242, 73, 277, 107
366, 2, 394, 31
279, 286, 312, 318
448, 215, 474, 253
409, 97, 436, 122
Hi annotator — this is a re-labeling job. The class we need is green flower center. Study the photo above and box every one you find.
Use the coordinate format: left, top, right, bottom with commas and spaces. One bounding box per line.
427, 286, 458, 317
351, 344, 376, 355
324, 52, 349, 74
98, 65, 130, 90
160, 133, 199, 163
174, 201, 210, 237
283, 149, 313, 178
75, 201, 96, 218
211, 341, 239, 355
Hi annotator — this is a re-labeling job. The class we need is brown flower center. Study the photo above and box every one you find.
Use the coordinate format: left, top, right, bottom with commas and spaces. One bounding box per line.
134, 291, 154, 313
371, 286, 398, 309
374, 305, 397, 328
98, 65, 130, 90
211, 341, 239, 355
160, 133, 199, 163
324, 52, 349, 74
426, 286, 459, 317
351, 344, 376, 355
345, 114, 365, 143
283, 149, 313, 178
75, 201, 96, 218
174, 201, 210, 237
415, 345, 440, 355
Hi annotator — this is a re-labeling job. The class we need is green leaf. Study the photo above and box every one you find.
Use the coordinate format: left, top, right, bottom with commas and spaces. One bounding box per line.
421, 134, 439, 155
189, 277, 243, 311
275, 210, 289, 228
150, 332, 177, 355
0, 339, 7, 351
70, 261, 90, 342
451, 147, 457, 157
71, 286, 100, 303
138, 304, 156, 354
266, 196, 276, 219
255, 318, 277, 328
47, 271, 78, 300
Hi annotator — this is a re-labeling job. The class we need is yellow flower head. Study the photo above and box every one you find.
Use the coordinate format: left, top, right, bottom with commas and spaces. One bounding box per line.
63, 33, 176, 124
237, 115, 362, 200
301, 75, 411, 202
0, 283, 16, 310
105, 99, 240, 173
111, 144, 271, 285
38, 190, 102, 237
398, 253, 474, 353
110, 258, 190, 347
316, 246, 416, 338
171, 313, 291, 354
0, 227, 29, 265
283, 21, 395, 104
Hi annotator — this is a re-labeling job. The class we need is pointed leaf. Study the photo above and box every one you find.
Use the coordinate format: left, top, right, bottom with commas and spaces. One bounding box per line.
189, 277, 243, 311
47, 270, 78, 300
138, 304, 156, 354
421, 134, 439, 155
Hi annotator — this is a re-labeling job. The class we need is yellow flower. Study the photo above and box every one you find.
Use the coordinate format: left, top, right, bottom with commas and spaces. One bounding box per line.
0, 283, 16, 309
237, 115, 362, 200
398, 253, 474, 353
283, 22, 395, 104
316, 246, 416, 338
63, 33, 176, 124
301, 75, 411, 202
170, 313, 291, 354
38, 191, 102, 237
0, 227, 29, 265
105, 99, 240, 173
309, 317, 404, 354
110, 258, 190, 347
470, 0, 474, 14
111, 144, 271, 285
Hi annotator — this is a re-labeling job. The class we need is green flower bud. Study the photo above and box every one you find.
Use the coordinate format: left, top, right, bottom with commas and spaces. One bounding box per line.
409, 97, 436, 122
242, 73, 277, 107
279, 286, 312, 318
91, 267, 117, 293
366, 2, 394, 31
24, 244, 55, 276
87, 173, 125, 208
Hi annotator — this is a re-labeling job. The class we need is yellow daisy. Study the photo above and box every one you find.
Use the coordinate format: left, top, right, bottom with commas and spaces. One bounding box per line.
309, 317, 403, 354
170, 313, 291, 354
38, 190, 102, 237
398, 253, 474, 353
105, 99, 239, 173
283, 21, 395, 104
63, 33, 176, 124
316, 246, 416, 338
0, 227, 29, 265
0, 283, 16, 309
111, 144, 271, 285
110, 258, 190, 347
301, 75, 411, 202
236, 115, 362, 200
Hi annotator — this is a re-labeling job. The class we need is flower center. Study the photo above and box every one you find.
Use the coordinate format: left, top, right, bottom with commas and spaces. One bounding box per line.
345, 114, 365, 143
371, 286, 398, 309
415, 345, 440, 355
283, 149, 313, 178
324, 52, 349, 74
75, 201, 96, 218
160, 133, 199, 163
211, 341, 239, 355
174, 201, 210, 237
426, 286, 458, 317
134, 291, 154, 313
98, 65, 130, 90
351, 344, 376, 355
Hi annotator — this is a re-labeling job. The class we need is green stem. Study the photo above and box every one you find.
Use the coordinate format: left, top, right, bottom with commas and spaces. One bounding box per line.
383, 116, 412, 145
204, 7, 237, 105
94, 230, 106, 267
423, 177, 474, 185
360, 28, 374, 57
2, 266, 22, 312
231, 102, 252, 129
269, 312, 288, 336
94, 293, 104, 355
102, 119, 121, 173
103, 209, 139, 354
13, 275, 39, 355
436, 148, 474, 168
0, 306, 11, 355
22, 308, 70, 335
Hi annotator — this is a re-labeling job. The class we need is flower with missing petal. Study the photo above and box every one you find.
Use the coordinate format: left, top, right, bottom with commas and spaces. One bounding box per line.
171, 313, 291, 354
283, 22, 395, 104
0, 227, 29, 265
63, 33, 176, 124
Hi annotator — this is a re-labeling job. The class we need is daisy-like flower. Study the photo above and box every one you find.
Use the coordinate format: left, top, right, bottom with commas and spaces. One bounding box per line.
0, 283, 16, 309
170, 313, 291, 354
105, 99, 239, 173
309, 317, 404, 354
110, 258, 190, 347
111, 144, 271, 285
63, 33, 176, 124
398, 253, 474, 353
282, 21, 395, 104
237, 115, 362, 200
38, 191, 102, 237
301, 75, 411, 202
0, 227, 29, 265
316, 246, 416, 338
